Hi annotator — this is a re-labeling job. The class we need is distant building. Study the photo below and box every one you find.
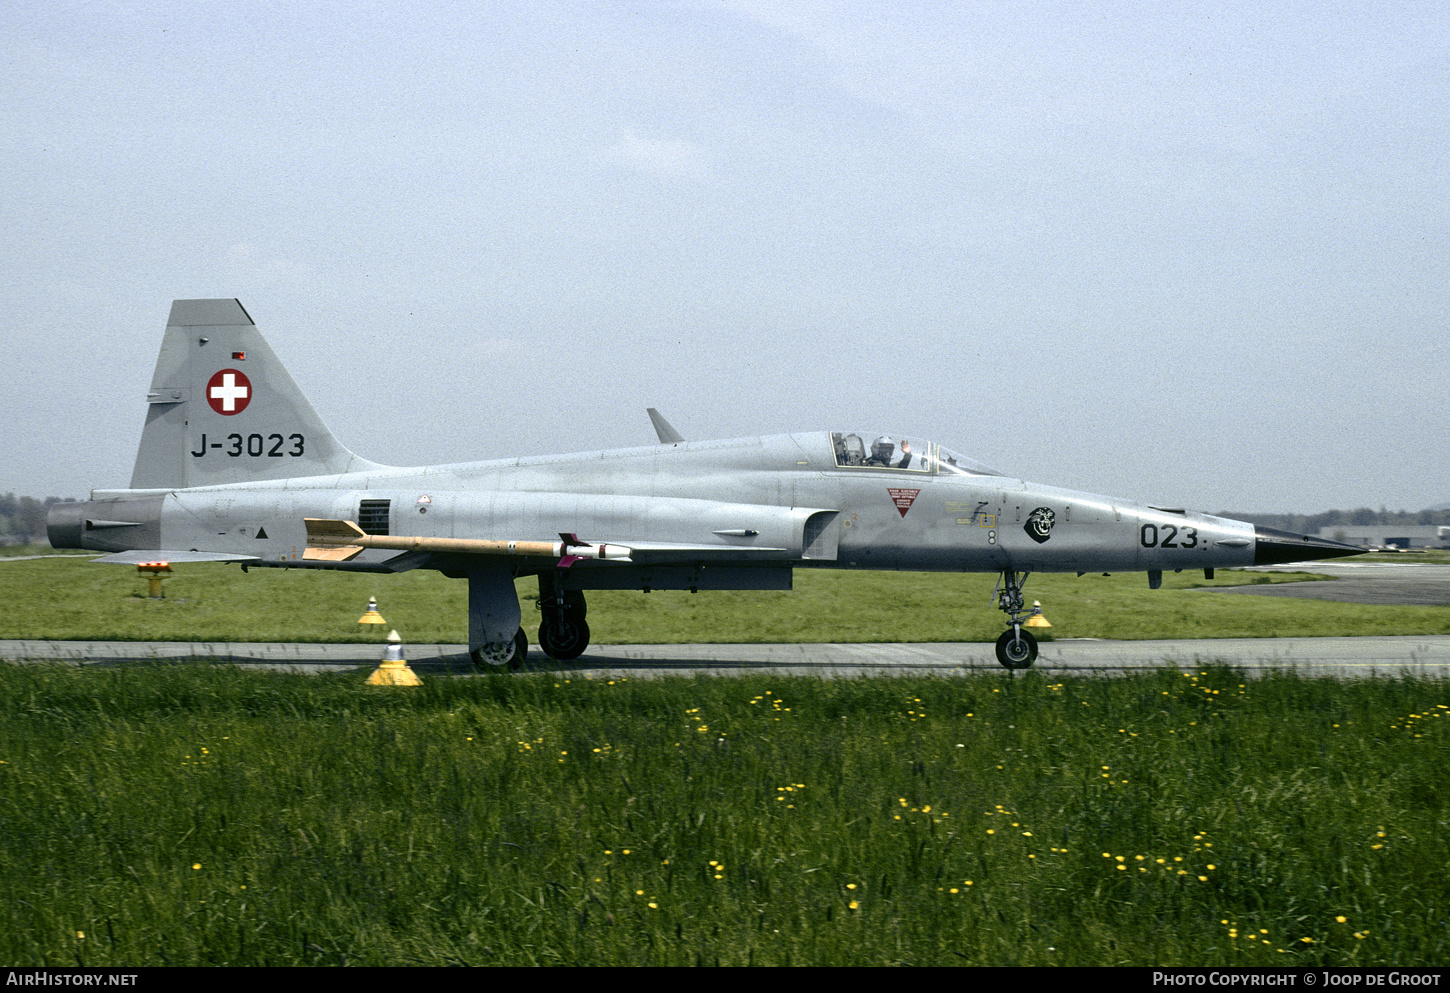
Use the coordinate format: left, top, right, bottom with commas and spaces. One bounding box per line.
1314, 525, 1450, 550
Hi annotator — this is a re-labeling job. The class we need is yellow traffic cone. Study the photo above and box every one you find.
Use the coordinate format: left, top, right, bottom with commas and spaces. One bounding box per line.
1023, 600, 1052, 629
367, 630, 421, 686
357, 595, 387, 627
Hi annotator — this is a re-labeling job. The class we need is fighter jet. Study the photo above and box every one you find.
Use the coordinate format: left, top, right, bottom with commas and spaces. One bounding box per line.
47, 299, 1365, 669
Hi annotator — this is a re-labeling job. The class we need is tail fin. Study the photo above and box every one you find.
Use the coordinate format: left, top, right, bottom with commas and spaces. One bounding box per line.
130, 299, 385, 489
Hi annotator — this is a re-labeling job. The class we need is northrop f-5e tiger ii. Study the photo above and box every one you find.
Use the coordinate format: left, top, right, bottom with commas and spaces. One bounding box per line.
48, 299, 1364, 669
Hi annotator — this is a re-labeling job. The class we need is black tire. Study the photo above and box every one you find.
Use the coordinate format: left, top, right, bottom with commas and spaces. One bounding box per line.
538, 615, 590, 661
995, 628, 1037, 669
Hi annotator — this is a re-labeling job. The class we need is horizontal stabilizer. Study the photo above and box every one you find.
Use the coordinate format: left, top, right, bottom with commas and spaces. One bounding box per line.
92, 550, 261, 564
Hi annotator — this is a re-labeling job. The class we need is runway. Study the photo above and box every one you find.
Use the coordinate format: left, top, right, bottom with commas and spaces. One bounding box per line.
1212, 560, 1450, 606
3, 635, 1448, 679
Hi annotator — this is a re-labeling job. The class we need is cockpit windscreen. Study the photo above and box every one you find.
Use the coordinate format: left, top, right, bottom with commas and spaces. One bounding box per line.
932, 445, 1003, 477
830, 433, 1001, 476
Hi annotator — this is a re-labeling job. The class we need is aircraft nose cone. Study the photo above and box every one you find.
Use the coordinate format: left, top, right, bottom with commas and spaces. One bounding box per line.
1253, 526, 1367, 566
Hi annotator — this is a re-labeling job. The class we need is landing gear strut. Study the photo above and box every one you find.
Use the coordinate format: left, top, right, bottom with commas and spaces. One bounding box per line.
537, 573, 591, 660
993, 570, 1038, 670
468, 566, 527, 671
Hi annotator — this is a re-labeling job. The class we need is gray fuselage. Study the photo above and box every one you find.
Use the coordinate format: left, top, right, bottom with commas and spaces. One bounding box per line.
58, 429, 1257, 585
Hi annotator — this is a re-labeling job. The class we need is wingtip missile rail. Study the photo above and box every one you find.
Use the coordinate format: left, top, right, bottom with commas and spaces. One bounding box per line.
302, 519, 633, 565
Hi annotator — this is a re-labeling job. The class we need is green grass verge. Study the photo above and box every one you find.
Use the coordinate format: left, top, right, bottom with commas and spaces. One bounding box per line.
2, 661, 1445, 966
0, 543, 92, 557
2, 556, 1447, 644
1356, 550, 1450, 564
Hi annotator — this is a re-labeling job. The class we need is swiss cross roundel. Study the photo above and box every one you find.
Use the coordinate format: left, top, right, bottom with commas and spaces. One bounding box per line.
206, 369, 252, 415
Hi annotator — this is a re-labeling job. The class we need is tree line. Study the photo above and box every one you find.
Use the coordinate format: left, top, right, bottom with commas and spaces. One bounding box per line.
1215, 506, 1450, 533
0, 494, 75, 545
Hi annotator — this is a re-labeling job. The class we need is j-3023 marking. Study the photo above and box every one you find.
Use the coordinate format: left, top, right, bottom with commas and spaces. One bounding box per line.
190, 433, 305, 458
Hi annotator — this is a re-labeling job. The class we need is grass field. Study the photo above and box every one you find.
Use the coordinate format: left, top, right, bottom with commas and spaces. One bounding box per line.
5, 552, 1447, 966
3, 554, 1449, 645
2, 661, 1446, 966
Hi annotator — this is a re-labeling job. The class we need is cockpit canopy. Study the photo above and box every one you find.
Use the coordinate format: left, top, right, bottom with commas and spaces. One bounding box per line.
830, 432, 1002, 476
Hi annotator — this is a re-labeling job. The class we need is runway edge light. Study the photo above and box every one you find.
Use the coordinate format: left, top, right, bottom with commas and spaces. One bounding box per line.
137, 561, 172, 599
366, 629, 421, 687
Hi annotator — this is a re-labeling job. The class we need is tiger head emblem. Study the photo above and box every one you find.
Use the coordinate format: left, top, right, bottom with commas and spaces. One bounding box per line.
1024, 507, 1056, 544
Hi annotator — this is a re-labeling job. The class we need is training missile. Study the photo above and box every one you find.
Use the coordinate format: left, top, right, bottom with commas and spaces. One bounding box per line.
302, 519, 633, 565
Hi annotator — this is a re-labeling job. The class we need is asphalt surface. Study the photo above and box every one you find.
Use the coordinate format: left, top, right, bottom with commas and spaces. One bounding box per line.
1207, 560, 1450, 606
3, 635, 1448, 679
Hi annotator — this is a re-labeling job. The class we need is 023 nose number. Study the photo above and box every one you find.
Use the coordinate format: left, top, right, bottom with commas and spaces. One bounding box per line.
1140, 524, 1197, 548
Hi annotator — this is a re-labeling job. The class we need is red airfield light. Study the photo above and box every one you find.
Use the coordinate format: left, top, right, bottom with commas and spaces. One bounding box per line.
137, 561, 172, 598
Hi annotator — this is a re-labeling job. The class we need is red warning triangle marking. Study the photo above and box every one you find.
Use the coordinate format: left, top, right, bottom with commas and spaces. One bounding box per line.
887, 488, 921, 517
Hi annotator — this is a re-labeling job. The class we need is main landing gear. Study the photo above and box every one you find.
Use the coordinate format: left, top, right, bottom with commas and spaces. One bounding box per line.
537, 574, 591, 661
470, 628, 528, 671
464, 571, 591, 671
993, 570, 1038, 670
467, 566, 527, 671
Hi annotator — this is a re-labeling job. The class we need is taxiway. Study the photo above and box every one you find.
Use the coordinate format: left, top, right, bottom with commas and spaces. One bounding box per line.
3, 635, 1447, 680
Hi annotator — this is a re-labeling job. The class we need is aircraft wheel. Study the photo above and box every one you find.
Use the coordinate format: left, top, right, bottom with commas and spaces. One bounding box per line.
995, 628, 1037, 670
538, 615, 590, 661
470, 627, 529, 671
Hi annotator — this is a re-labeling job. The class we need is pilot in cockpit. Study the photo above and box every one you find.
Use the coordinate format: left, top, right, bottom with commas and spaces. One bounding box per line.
864, 436, 913, 469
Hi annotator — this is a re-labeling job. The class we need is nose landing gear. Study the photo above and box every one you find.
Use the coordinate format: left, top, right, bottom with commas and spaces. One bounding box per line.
993, 570, 1038, 669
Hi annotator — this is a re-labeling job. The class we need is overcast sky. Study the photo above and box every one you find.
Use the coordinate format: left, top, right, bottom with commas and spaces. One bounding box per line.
4, 1, 1446, 514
